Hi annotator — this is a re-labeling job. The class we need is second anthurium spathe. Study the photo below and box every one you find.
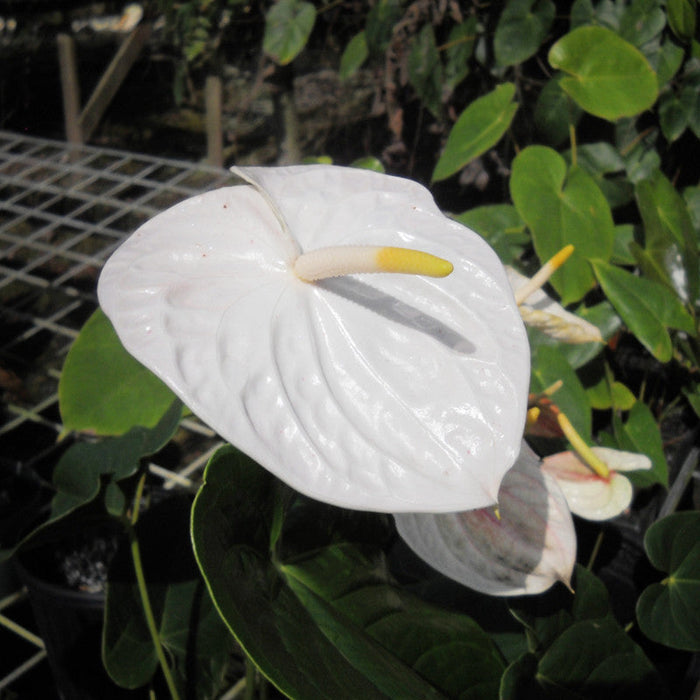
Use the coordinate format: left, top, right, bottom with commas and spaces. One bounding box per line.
395, 442, 576, 595
98, 165, 530, 513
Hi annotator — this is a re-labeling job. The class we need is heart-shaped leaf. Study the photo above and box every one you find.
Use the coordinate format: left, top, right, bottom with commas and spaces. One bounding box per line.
510, 145, 614, 304
637, 511, 700, 651
494, 0, 556, 66
548, 26, 658, 120
263, 0, 316, 65
51, 399, 182, 520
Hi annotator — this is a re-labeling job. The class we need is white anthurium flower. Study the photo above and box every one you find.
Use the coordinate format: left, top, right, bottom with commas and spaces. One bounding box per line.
98, 165, 530, 513
506, 247, 603, 344
394, 442, 576, 596
541, 446, 652, 521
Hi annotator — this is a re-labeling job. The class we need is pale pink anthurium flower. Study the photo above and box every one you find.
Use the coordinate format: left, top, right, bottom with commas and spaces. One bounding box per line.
395, 442, 577, 595
98, 165, 530, 513
542, 445, 652, 521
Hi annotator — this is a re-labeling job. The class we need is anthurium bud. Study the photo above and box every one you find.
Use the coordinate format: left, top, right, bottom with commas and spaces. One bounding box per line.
98, 165, 529, 513
507, 266, 603, 344
394, 442, 576, 595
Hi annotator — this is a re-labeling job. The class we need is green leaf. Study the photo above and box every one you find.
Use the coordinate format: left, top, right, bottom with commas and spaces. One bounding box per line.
655, 39, 685, 87
51, 399, 183, 519
192, 447, 503, 699
637, 511, 700, 651
619, 0, 666, 48
612, 401, 669, 488
510, 569, 665, 699
340, 31, 369, 79
667, 0, 697, 42
570, 0, 595, 29
364, 0, 401, 55
684, 184, 700, 233
635, 169, 699, 304
510, 145, 615, 304
408, 24, 443, 117
452, 204, 529, 263
432, 83, 518, 181
282, 546, 504, 697
587, 376, 636, 411
534, 75, 583, 147
263, 0, 316, 65
684, 383, 700, 418
548, 26, 658, 120
104, 496, 235, 695
591, 260, 695, 361
494, 0, 556, 66
530, 344, 591, 439
60, 308, 177, 436
618, 119, 661, 183
566, 142, 634, 209
611, 224, 637, 265
443, 17, 477, 91
351, 156, 385, 172
536, 618, 667, 696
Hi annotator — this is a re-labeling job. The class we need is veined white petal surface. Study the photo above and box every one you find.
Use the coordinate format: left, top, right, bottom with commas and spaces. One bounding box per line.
394, 443, 576, 595
541, 448, 650, 521
506, 267, 603, 344
98, 165, 530, 512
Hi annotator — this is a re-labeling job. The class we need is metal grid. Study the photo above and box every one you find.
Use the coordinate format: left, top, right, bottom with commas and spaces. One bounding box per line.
0, 129, 235, 694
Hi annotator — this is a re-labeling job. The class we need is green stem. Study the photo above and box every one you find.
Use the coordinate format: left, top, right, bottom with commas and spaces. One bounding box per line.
586, 529, 604, 570
244, 656, 256, 700
569, 122, 577, 167
129, 474, 181, 700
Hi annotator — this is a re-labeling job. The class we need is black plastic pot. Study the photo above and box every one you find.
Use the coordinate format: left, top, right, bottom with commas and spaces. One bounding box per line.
15, 518, 143, 700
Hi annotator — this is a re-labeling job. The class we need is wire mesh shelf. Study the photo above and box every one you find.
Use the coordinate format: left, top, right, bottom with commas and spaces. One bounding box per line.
0, 130, 235, 694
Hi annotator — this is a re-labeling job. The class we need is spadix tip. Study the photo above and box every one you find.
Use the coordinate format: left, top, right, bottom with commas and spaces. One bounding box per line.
294, 245, 454, 282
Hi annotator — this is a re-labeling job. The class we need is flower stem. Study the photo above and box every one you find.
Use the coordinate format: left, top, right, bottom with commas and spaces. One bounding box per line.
244, 657, 257, 700
569, 122, 577, 167
129, 474, 181, 700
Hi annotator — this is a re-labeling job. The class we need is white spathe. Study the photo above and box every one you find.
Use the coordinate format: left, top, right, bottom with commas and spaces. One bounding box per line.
395, 442, 576, 595
98, 165, 530, 512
